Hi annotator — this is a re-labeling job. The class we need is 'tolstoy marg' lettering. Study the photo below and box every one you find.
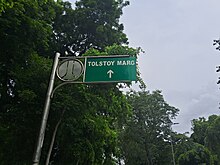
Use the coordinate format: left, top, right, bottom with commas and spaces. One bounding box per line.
117, 60, 135, 66
88, 60, 135, 67
88, 61, 115, 67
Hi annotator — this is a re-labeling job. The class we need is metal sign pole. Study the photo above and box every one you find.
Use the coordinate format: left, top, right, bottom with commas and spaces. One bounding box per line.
32, 52, 60, 165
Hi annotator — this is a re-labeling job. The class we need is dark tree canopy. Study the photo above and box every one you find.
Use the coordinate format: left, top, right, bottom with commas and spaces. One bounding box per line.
52, 0, 129, 55
178, 143, 214, 165
0, 0, 131, 164
188, 115, 220, 164
120, 90, 179, 165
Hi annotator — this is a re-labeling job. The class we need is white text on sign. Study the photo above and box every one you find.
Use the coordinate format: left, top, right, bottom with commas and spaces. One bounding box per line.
88, 60, 135, 67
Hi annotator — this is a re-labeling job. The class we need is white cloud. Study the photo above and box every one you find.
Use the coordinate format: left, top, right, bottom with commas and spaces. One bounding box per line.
164, 83, 220, 133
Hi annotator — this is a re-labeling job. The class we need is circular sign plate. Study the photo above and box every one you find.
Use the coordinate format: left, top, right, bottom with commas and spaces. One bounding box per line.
57, 59, 84, 81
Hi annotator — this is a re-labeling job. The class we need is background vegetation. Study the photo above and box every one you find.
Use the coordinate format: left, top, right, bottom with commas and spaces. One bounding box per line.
0, 0, 220, 164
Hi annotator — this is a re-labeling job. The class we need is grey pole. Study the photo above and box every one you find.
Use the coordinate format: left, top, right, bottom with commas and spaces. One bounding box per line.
32, 52, 60, 165
169, 123, 178, 165
170, 136, 176, 165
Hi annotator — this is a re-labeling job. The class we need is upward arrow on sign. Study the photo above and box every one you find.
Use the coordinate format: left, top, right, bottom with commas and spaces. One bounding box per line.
84, 56, 136, 83
107, 70, 114, 78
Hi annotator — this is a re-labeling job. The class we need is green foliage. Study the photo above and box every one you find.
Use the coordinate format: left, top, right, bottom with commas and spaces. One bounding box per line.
52, 0, 129, 55
83, 44, 142, 56
0, 0, 13, 14
0, 0, 134, 164
205, 116, 220, 163
50, 84, 131, 165
105, 44, 141, 56
120, 90, 179, 165
0, 0, 58, 118
191, 117, 210, 145
0, 3, 56, 161
190, 115, 220, 163
0, 0, 187, 164
0, 53, 52, 164
83, 48, 107, 56
178, 143, 214, 165
174, 133, 193, 161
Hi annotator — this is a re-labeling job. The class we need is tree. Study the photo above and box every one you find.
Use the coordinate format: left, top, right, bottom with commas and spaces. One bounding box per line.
46, 45, 140, 165
0, 0, 139, 164
190, 115, 220, 164
0, 54, 52, 164
0, 0, 58, 115
52, 0, 129, 55
173, 133, 193, 161
0, 0, 58, 164
191, 117, 211, 145
177, 143, 214, 165
205, 116, 220, 163
120, 90, 179, 165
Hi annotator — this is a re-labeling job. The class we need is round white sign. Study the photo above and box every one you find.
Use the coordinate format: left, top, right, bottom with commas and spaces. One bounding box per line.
57, 59, 84, 81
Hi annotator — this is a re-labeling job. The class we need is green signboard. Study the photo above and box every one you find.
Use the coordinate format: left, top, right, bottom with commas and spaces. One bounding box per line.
83, 56, 136, 83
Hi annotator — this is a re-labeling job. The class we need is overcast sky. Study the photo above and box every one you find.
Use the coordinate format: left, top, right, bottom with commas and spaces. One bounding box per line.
120, 0, 220, 133
70, 0, 220, 133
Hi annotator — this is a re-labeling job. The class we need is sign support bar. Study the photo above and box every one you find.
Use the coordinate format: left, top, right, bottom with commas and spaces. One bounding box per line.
32, 52, 60, 165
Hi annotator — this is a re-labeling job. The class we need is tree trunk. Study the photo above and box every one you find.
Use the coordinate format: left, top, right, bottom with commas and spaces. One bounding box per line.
45, 109, 65, 165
